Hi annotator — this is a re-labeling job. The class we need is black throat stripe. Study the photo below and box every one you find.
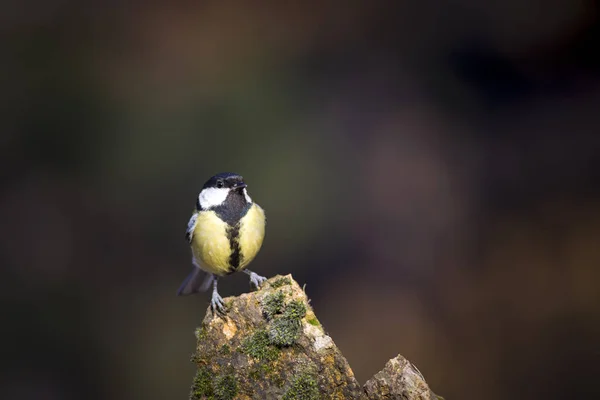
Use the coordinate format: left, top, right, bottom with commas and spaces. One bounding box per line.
213, 190, 249, 225
227, 223, 242, 274
212, 190, 251, 273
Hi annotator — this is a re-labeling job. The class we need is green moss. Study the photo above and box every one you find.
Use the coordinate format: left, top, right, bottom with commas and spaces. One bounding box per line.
306, 316, 320, 327
219, 344, 231, 355
248, 362, 285, 389
260, 363, 275, 375
268, 317, 302, 347
270, 276, 292, 288
239, 329, 280, 361
284, 301, 306, 320
266, 299, 308, 347
214, 375, 238, 400
262, 290, 285, 320
282, 372, 319, 400
191, 367, 214, 399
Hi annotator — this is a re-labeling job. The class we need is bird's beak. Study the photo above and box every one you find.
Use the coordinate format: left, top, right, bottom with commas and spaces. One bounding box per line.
233, 182, 247, 190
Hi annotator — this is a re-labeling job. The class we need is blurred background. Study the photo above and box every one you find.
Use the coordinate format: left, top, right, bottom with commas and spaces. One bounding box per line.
2, 1, 600, 399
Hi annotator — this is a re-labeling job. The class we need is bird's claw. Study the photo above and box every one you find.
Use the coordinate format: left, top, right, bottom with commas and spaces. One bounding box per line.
210, 292, 226, 315
249, 272, 267, 289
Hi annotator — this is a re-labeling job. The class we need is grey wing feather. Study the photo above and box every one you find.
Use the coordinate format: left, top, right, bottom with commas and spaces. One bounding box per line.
185, 212, 198, 243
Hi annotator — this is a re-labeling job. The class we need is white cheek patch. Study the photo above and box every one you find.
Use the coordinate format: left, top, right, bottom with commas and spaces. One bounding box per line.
243, 188, 252, 203
198, 187, 229, 209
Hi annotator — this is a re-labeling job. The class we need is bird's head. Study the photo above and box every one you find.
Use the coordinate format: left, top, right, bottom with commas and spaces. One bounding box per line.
196, 172, 252, 210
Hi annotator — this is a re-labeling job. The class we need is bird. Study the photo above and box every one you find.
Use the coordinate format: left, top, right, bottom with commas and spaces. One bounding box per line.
177, 172, 267, 314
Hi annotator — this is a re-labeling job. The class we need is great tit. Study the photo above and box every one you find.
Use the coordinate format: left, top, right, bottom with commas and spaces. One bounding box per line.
177, 172, 267, 314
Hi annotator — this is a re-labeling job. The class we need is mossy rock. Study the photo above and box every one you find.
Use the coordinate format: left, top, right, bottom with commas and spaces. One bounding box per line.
187, 274, 439, 400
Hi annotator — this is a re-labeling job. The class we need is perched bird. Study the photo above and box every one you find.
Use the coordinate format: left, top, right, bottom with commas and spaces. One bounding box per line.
177, 172, 267, 314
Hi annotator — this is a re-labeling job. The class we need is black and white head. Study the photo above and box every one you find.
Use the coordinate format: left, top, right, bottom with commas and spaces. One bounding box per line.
196, 172, 253, 211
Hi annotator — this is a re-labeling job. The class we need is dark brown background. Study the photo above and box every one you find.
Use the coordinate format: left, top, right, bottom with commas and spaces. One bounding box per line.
3, 1, 600, 399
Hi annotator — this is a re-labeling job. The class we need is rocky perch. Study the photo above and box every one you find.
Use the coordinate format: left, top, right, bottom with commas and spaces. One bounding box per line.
188, 275, 441, 400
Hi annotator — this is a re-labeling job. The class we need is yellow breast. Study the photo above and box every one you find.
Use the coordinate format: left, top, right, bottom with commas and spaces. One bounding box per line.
190, 203, 266, 276
237, 203, 266, 269
191, 211, 232, 275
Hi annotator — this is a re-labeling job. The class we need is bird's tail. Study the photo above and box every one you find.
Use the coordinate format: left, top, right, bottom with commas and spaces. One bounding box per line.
176, 268, 214, 296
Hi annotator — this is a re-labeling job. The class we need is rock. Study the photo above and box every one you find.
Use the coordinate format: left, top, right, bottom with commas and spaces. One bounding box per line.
187, 274, 439, 400
364, 355, 440, 400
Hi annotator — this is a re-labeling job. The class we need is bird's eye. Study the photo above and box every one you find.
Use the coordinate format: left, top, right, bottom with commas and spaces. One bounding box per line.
216, 180, 224, 188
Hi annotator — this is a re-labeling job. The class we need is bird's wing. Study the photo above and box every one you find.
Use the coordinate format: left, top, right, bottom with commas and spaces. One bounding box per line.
185, 212, 198, 243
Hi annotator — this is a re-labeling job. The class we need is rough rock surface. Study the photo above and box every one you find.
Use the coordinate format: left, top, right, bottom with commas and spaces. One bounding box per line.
364, 355, 440, 400
187, 275, 439, 400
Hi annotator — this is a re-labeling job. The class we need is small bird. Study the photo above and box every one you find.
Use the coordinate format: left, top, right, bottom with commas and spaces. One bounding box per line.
177, 172, 267, 314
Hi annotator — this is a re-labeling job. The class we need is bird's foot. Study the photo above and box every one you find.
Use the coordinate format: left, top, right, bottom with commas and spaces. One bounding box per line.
247, 271, 267, 289
210, 291, 226, 315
